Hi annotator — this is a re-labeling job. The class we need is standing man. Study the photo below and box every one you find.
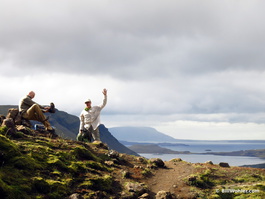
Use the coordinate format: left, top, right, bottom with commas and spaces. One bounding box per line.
77, 88, 107, 143
19, 91, 55, 133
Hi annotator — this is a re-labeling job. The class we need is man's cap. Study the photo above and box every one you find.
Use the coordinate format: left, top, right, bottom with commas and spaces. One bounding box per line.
85, 99, 91, 103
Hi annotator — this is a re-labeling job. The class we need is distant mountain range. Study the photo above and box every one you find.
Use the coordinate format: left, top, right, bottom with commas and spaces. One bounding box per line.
129, 144, 190, 154
109, 126, 178, 142
0, 105, 138, 156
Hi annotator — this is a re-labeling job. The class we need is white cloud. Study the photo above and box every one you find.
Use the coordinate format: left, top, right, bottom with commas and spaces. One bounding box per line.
155, 120, 265, 140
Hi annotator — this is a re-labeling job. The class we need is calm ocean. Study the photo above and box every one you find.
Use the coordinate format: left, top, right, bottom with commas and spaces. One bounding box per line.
138, 140, 265, 166
139, 153, 265, 166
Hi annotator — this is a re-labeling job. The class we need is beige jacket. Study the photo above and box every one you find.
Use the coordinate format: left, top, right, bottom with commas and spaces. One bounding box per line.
19, 95, 44, 113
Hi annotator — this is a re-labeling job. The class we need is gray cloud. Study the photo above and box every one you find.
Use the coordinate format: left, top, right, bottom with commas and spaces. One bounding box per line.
2, 0, 265, 79
1, 1, 265, 140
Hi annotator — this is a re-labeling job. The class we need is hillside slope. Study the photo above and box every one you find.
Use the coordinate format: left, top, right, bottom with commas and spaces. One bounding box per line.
1, 126, 265, 199
0, 126, 148, 199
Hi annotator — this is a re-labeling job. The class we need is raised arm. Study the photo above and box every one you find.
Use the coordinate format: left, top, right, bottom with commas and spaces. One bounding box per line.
99, 88, 107, 109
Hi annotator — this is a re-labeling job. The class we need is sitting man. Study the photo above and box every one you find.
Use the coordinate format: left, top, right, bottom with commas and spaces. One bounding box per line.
19, 91, 55, 133
77, 88, 107, 143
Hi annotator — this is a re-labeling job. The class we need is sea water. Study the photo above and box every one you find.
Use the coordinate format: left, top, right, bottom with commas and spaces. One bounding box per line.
160, 141, 265, 153
138, 141, 265, 166
139, 153, 265, 166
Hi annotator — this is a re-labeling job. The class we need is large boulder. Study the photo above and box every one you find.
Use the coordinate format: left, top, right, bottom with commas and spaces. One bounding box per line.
156, 190, 174, 199
219, 162, 230, 168
124, 182, 148, 198
6, 108, 22, 125
68, 193, 84, 199
6, 108, 31, 127
149, 158, 165, 168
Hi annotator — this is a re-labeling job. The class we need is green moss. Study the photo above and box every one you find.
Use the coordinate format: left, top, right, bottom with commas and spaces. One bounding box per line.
187, 169, 215, 189
0, 133, 124, 198
55, 151, 73, 162
0, 175, 32, 199
85, 161, 109, 171
0, 126, 7, 135
254, 184, 265, 191
68, 161, 89, 174
30, 151, 48, 164
34, 139, 56, 148
142, 168, 152, 177
32, 177, 50, 194
12, 155, 43, 170
51, 170, 61, 177
31, 177, 70, 198
71, 146, 98, 161
68, 160, 109, 177
233, 173, 263, 183
79, 175, 114, 192
47, 155, 68, 171
0, 178, 10, 198
0, 134, 20, 162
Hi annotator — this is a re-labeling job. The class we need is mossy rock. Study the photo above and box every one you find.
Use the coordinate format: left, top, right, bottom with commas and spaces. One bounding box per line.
124, 182, 148, 198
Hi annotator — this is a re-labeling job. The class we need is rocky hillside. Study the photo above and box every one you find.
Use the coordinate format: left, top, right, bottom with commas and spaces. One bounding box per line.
0, 125, 150, 199
1, 122, 265, 198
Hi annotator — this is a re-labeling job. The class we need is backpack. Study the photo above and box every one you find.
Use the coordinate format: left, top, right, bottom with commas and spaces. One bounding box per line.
6, 108, 22, 125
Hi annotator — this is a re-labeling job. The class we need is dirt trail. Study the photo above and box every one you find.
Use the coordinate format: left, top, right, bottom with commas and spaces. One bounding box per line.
146, 161, 198, 198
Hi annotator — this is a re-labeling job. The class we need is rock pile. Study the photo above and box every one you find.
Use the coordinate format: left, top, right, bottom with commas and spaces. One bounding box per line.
0, 108, 53, 137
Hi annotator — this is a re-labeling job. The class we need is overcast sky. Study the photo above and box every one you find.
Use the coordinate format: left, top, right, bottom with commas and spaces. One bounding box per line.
1, 0, 265, 140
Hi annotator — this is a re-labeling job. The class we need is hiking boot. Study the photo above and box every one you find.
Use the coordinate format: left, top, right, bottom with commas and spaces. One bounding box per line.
48, 102, 56, 113
47, 128, 58, 138
47, 128, 55, 134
